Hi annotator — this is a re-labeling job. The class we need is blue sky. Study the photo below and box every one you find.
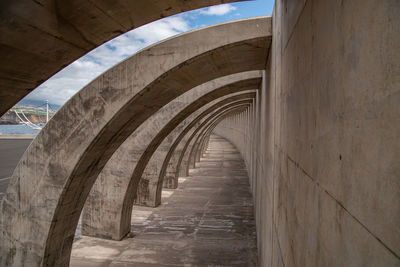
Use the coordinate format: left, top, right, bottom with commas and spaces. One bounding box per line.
25, 0, 274, 106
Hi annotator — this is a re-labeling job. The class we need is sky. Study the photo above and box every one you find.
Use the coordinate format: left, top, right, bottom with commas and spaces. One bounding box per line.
23, 0, 274, 107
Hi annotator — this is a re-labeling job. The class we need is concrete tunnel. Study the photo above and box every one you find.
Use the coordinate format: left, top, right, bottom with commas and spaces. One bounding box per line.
0, 0, 399, 266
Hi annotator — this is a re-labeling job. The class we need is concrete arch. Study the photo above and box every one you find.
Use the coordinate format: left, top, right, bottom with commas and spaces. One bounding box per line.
0, 0, 245, 116
194, 108, 250, 165
188, 125, 214, 169
189, 122, 222, 168
189, 121, 221, 169
196, 110, 240, 161
189, 108, 245, 169
188, 108, 250, 175
160, 103, 249, 190
160, 100, 253, 190
196, 108, 243, 162
177, 106, 250, 179
159, 101, 253, 193
81, 73, 261, 240
114, 100, 253, 238
0, 17, 271, 266
196, 111, 236, 162
134, 100, 254, 207
173, 104, 250, 182
81, 99, 251, 246
178, 110, 240, 178
179, 111, 233, 175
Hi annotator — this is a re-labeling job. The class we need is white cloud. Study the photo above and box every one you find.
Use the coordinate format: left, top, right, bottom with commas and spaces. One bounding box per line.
199, 4, 237, 16
131, 16, 190, 44
25, 15, 191, 106
27, 60, 106, 105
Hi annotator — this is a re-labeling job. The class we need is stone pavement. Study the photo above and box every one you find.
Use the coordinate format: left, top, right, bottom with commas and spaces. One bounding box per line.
70, 134, 257, 266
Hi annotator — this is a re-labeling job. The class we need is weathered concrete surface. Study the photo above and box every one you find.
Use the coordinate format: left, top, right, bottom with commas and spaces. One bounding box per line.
2, 0, 395, 265
215, 0, 400, 265
180, 119, 221, 177
0, 17, 271, 266
0, 0, 246, 116
70, 135, 257, 266
188, 116, 221, 171
191, 117, 223, 167
183, 117, 222, 174
135, 103, 250, 208
177, 106, 248, 181
160, 102, 251, 190
161, 102, 251, 195
189, 117, 222, 169
82, 72, 260, 240
134, 102, 251, 206
198, 131, 212, 160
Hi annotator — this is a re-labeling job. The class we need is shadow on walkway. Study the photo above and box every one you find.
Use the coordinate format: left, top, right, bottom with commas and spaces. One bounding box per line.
71, 134, 257, 266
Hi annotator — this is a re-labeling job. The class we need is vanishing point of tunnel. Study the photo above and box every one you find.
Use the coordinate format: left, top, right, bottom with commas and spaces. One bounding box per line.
0, 0, 399, 266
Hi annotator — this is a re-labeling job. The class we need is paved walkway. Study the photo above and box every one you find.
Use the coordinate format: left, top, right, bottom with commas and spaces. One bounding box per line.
71, 134, 257, 266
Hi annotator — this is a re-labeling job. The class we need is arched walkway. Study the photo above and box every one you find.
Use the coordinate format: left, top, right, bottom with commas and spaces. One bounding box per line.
82, 94, 255, 240
134, 103, 250, 206
81, 72, 260, 240
2, 0, 399, 265
71, 133, 257, 266
0, 17, 271, 266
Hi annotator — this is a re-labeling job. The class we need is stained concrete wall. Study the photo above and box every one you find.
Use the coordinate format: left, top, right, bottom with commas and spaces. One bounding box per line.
215, 0, 400, 266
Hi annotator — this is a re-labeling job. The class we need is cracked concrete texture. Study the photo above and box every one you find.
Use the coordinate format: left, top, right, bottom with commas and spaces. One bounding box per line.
81, 72, 259, 241
82, 95, 255, 242
135, 102, 251, 208
71, 135, 257, 266
177, 106, 248, 183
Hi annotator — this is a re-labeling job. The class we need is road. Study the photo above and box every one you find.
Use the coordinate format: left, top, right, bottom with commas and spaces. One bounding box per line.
0, 137, 33, 197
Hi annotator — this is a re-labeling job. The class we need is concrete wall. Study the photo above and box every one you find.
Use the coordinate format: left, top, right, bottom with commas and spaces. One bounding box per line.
1, 0, 398, 265
215, 0, 400, 266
